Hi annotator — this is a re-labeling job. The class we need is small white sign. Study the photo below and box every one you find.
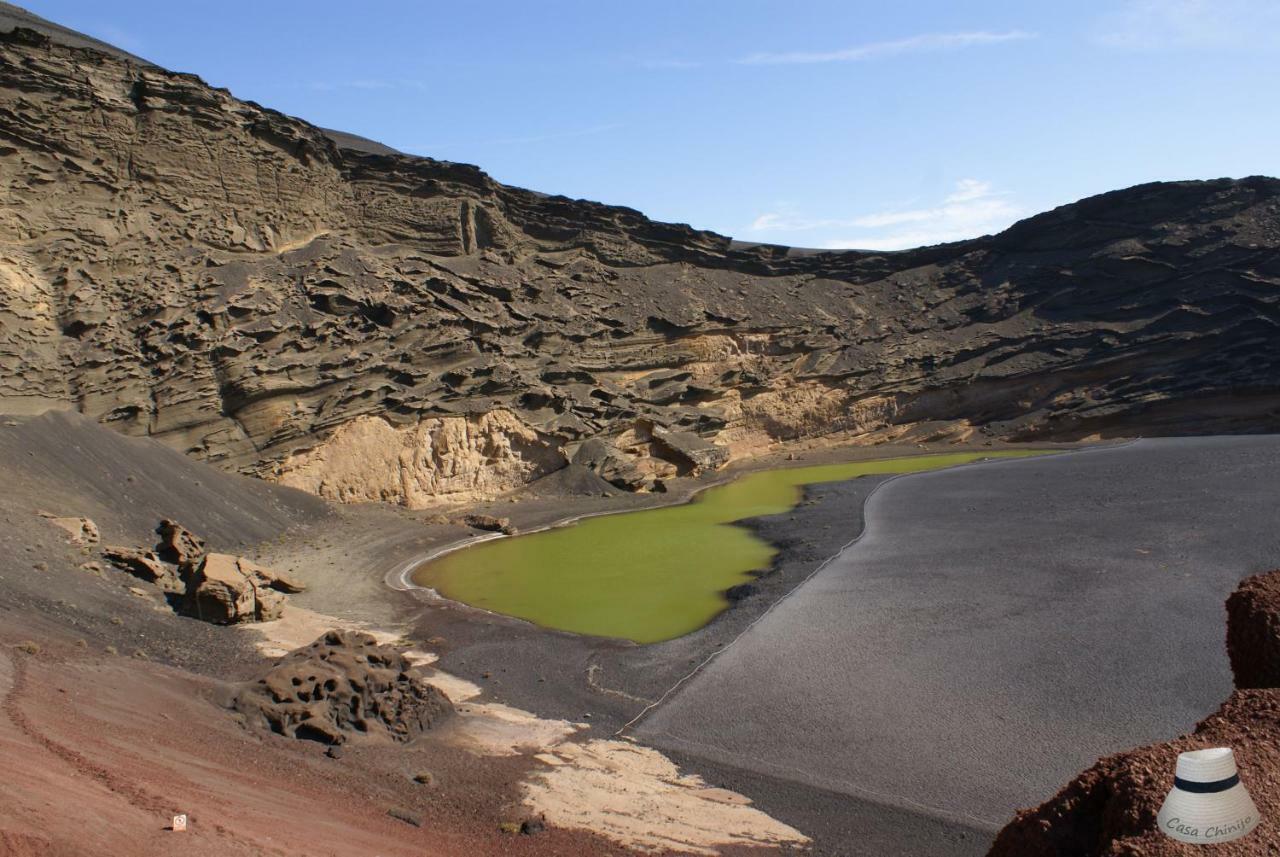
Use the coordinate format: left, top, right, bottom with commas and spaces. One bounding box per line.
172, 814, 187, 832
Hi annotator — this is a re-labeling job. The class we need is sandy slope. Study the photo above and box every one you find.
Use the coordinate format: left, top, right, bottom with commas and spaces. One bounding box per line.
0, 633, 642, 857
0, 411, 812, 855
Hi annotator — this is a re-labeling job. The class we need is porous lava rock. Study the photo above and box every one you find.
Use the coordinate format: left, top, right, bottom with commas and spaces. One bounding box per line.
232, 630, 454, 745
987, 571, 1280, 856
1227, 569, 1280, 689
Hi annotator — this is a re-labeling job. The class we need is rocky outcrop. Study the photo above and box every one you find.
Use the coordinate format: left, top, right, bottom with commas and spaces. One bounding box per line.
36, 512, 99, 545
181, 552, 296, 623
987, 570, 1280, 856
461, 513, 515, 534
154, 519, 205, 567
102, 544, 181, 593
3, 23, 1280, 507
101, 517, 301, 618
1227, 570, 1280, 690
271, 411, 564, 508
232, 630, 454, 745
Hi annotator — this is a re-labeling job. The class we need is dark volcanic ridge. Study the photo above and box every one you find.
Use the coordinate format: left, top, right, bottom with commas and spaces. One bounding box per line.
0, 1, 402, 156
2, 14, 1280, 513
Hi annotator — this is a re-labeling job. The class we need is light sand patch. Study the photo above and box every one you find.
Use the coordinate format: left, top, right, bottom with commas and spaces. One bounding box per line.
243, 605, 412, 658
523, 738, 810, 854
247, 606, 807, 852
272, 230, 329, 254
418, 669, 482, 703
401, 649, 438, 668
446, 701, 584, 757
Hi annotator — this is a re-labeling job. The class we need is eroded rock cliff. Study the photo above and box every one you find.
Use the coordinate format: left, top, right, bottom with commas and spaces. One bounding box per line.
3, 21, 1280, 506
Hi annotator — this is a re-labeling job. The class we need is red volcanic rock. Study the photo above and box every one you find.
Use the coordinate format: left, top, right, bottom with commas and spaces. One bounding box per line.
988, 571, 1280, 857
1227, 570, 1280, 689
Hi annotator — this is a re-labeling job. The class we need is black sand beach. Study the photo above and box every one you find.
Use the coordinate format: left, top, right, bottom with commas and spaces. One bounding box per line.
216, 435, 1280, 855
634, 436, 1280, 854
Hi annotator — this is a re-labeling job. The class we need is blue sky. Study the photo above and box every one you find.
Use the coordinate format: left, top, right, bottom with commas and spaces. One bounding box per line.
24, 0, 1280, 250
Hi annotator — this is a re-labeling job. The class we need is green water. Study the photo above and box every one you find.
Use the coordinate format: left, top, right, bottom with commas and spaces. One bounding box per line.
414, 450, 1048, 643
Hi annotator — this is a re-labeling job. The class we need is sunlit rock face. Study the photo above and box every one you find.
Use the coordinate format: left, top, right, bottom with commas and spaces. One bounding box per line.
272, 411, 565, 508
3, 26, 1280, 505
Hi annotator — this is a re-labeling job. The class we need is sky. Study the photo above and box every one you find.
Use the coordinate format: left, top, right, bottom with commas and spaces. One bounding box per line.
22, 0, 1280, 250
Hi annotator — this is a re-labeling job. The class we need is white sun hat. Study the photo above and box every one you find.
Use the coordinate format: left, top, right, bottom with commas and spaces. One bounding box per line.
1156, 747, 1260, 845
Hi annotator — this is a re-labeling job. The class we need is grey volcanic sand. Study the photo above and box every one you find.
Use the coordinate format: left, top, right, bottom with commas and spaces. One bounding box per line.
633, 436, 1280, 853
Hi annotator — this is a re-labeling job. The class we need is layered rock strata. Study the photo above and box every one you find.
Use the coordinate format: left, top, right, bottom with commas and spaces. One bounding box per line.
3, 24, 1280, 506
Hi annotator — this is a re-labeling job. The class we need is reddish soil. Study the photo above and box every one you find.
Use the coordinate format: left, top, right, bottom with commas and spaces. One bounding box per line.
0, 622, 643, 857
1227, 570, 1280, 689
988, 570, 1280, 857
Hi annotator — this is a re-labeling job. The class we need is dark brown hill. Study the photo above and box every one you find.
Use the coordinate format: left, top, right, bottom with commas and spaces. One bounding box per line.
2, 21, 1278, 506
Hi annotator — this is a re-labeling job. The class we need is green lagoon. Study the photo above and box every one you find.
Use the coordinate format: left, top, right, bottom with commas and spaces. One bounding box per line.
414, 450, 1047, 643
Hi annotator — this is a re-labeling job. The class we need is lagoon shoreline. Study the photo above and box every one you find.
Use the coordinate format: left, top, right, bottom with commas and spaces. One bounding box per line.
385, 443, 1096, 854
253, 438, 1098, 855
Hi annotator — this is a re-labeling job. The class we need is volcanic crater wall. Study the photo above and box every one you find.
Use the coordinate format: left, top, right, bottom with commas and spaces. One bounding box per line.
3, 25, 1280, 506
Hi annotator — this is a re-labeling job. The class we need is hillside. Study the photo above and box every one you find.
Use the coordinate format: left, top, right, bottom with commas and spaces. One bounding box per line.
2, 22, 1279, 507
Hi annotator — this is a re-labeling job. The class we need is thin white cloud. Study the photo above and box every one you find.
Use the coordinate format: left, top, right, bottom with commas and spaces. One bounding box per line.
1094, 0, 1280, 50
747, 180, 1023, 251
945, 178, 994, 203
749, 211, 823, 231
737, 30, 1036, 66
641, 58, 703, 70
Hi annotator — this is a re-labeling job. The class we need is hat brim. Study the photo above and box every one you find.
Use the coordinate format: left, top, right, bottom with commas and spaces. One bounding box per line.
1157, 784, 1260, 844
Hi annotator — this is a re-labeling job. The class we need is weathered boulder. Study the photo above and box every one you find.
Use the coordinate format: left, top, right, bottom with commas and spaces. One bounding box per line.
37, 512, 100, 546
238, 556, 306, 594
572, 437, 655, 491
154, 519, 206, 568
232, 630, 454, 745
182, 553, 287, 623
461, 513, 516, 535
102, 545, 183, 594
649, 425, 730, 474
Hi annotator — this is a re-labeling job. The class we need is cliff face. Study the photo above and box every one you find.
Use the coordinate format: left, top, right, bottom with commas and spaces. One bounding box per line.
987, 569, 1280, 856
3, 24, 1280, 506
